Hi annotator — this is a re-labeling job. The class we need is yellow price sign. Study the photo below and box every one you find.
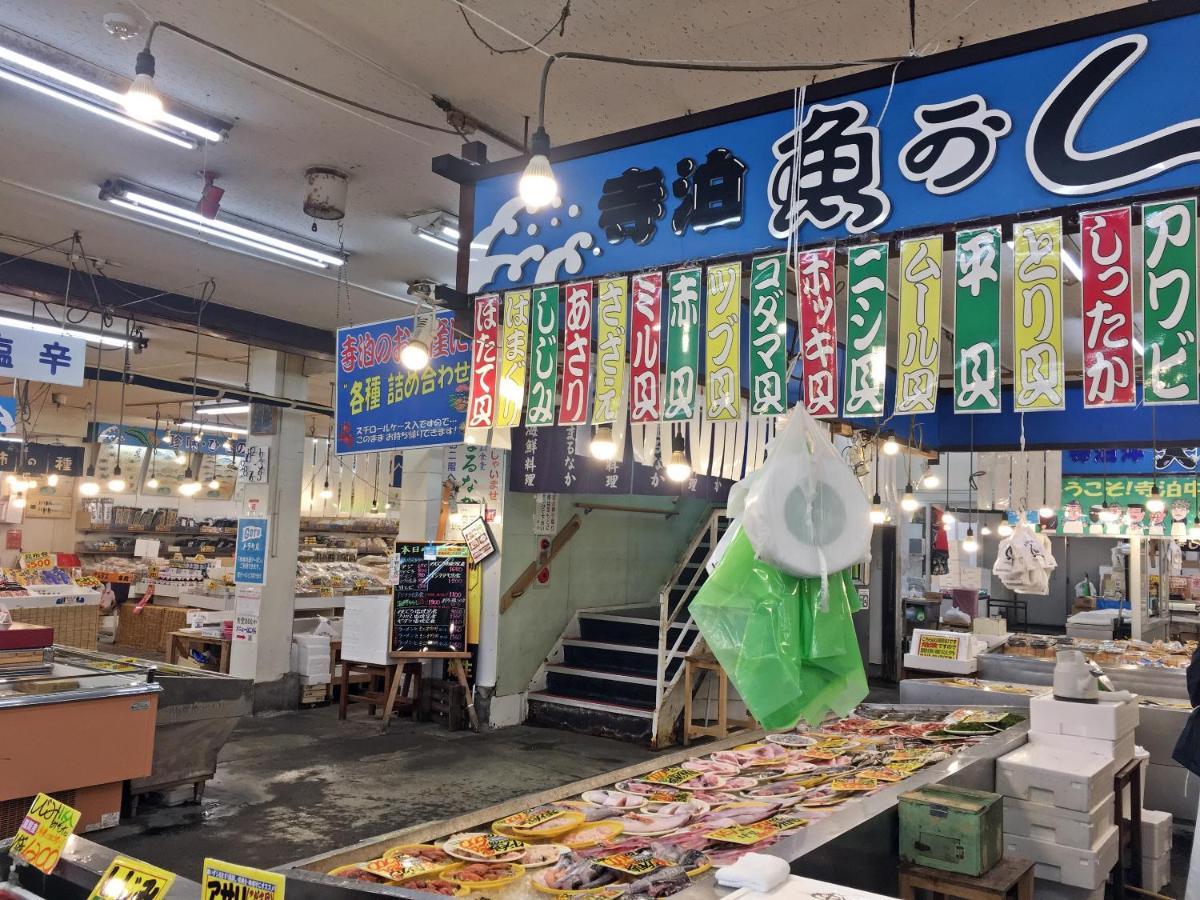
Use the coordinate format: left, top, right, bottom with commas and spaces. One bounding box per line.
202, 858, 285, 900
89, 855, 177, 900
8, 792, 81, 875
916, 634, 961, 660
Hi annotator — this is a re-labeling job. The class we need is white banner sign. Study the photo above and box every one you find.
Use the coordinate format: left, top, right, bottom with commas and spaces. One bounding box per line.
0, 323, 85, 387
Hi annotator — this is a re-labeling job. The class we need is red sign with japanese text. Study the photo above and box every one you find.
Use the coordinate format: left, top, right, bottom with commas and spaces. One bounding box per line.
559, 281, 594, 425
629, 273, 663, 422
1081, 207, 1135, 408
466, 294, 500, 428
796, 248, 839, 417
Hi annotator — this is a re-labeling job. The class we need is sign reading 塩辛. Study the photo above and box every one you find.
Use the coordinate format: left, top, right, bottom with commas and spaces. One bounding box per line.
0, 323, 84, 387
335, 311, 471, 454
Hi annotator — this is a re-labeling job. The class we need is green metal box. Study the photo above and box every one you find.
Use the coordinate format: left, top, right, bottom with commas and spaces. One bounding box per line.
899, 784, 1003, 876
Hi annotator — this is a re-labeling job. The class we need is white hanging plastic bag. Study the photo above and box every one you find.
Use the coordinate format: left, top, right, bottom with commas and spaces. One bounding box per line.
741, 404, 870, 579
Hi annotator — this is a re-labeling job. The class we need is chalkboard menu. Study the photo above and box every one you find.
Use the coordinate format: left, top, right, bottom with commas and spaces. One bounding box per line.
392, 542, 469, 652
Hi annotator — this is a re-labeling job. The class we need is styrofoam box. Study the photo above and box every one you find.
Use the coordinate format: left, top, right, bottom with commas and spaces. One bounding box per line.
1118, 747, 1149, 812
1002, 795, 1114, 850
1140, 808, 1173, 859
1030, 693, 1138, 740
1142, 851, 1171, 893
1003, 825, 1118, 890
997, 743, 1118, 812
300, 673, 331, 686
1028, 730, 1135, 768
902, 652, 977, 674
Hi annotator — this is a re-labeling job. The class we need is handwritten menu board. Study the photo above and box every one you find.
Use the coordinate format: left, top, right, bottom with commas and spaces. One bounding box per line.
393, 542, 469, 652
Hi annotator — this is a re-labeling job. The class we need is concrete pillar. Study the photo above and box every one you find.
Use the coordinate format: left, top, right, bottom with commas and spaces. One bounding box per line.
395, 447, 446, 541
228, 349, 305, 709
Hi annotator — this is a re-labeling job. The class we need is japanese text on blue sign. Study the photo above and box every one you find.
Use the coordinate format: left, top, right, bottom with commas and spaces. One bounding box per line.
234, 518, 269, 585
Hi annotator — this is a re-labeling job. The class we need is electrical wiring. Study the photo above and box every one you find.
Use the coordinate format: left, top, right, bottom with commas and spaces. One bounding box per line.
458, 2, 570, 55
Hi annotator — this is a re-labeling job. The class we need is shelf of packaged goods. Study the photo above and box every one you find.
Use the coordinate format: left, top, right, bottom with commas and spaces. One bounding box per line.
82, 527, 237, 536
299, 526, 397, 535
3, 588, 102, 608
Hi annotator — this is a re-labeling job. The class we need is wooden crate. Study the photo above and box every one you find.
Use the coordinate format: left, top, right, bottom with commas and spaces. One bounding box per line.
418, 679, 467, 731
9, 605, 99, 650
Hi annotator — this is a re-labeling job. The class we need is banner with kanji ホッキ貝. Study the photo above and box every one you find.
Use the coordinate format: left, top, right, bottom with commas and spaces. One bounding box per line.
335, 311, 471, 453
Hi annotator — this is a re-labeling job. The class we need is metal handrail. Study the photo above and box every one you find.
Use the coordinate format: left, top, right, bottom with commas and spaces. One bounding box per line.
652, 508, 726, 726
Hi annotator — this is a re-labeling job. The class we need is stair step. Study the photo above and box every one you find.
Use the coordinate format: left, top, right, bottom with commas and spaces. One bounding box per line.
545, 664, 660, 706
578, 613, 695, 647
562, 639, 689, 679
545, 664, 657, 685
528, 691, 655, 717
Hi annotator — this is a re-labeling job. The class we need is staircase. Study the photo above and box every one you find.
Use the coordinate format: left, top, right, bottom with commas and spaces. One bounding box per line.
526, 509, 731, 746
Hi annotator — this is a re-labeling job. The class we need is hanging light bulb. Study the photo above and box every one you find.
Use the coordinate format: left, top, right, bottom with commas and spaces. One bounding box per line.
920, 467, 940, 489
1190, 515, 1200, 540
942, 510, 957, 525
178, 465, 202, 496
107, 465, 126, 493
123, 48, 163, 122
980, 522, 992, 536
1099, 505, 1118, 523
222, 436, 233, 452
666, 431, 691, 482
900, 483, 919, 512
881, 431, 899, 456
519, 126, 558, 208
1038, 503, 1055, 518
590, 423, 616, 460
319, 480, 333, 499
962, 527, 979, 553
384, 501, 392, 510
45, 473, 58, 488
146, 476, 160, 490
997, 519, 1014, 537
79, 465, 100, 496
869, 493, 886, 525
11, 492, 26, 510
400, 311, 436, 371
208, 477, 220, 490
1146, 481, 1166, 514
370, 496, 379, 513
22, 476, 37, 490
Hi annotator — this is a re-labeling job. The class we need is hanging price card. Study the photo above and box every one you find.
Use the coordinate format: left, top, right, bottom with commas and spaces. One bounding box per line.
8, 792, 81, 875
202, 858, 286, 900
88, 855, 177, 900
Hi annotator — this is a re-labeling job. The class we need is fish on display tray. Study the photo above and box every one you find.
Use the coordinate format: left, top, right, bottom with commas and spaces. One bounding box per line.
523, 845, 570, 868
673, 772, 728, 791
618, 811, 693, 835
581, 790, 646, 809
764, 732, 818, 747
562, 820, 625, 850
443, 832, 528, 862
612, 780, 691, 802
642, 799, 709, 819
682, 757, 741, 776
743, 780, 808, 800
717, 776, 758, 791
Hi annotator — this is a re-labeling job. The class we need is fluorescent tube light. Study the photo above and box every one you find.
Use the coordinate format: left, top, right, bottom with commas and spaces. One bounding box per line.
178, 421, 248, 435
0, 314, 135, 348
194, 403, 251, 415
417, 229, 457, 251
101, 180, 345, 269
441, 225, 460, 240
0, 43, 224, 144
0, 435, 24, 443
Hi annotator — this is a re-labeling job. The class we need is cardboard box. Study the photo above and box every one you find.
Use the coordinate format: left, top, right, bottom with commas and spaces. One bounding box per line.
1003, 825, 1118, 890
1002, 795, 1114, 850
1030, 692, 1138, 740
997, 743, 1117, 812
1027, 730, 1135, 768
1140, 808, 1173, 859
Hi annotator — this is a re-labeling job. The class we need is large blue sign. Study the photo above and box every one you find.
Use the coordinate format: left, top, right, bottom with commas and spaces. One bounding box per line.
234, 517, 269, 585
469, 8, 1200, 291
1062, 447, 1200, 475
334, 311, 471, 455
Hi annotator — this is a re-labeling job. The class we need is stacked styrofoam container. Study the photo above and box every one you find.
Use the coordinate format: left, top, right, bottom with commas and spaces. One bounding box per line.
996, 693, 1141, 894
291, 632, 332, 685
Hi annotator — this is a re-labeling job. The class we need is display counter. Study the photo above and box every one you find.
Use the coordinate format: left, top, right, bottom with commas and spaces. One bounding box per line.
283, 704, 1027, 899
0, 650, 160, 831
898, 676, 1193, 820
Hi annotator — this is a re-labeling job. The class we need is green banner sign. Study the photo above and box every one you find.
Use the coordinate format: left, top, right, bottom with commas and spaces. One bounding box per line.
842, 243, 889, 416
748, 254, 787, 416
1142, 198, 1199, 405
526, 284, 559, 426
1059, 475, 1198, 537
953, 226, 1002, 413
663, 266, 701, 421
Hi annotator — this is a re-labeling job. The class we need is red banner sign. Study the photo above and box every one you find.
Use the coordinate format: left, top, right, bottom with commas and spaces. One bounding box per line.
629, 273, 663, 422
466, 294, 499, 428
1080, 207, 1135, 408
796, 248, 838, 417
559, 280, 594, 425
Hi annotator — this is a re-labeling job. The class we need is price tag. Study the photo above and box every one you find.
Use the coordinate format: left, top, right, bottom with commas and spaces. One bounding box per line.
202, 858, 285, 900
88, 855, 176, 900
639, 766, 701, 786
8, 792, 81, 874
18, 551, 54, 571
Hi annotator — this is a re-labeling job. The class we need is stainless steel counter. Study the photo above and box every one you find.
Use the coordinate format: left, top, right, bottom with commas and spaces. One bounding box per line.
976, 649, 1189, 699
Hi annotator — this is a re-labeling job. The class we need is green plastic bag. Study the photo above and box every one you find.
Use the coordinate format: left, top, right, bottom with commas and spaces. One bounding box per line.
690, 528, 867, 730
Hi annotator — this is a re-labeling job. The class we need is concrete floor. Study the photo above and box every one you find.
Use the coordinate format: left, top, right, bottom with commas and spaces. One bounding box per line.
95, 706, 655, 875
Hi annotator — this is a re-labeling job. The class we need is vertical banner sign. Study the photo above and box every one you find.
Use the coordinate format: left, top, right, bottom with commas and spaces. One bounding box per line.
629, 273, 663, 422
234, 517, 269, 585
1013, 218, 1065, 412
1142, 198, 1199, 405
953, 226, 1003, 413
526, 285, 559, 426
467, 294, 499, 428
797, 248, 838, 417
705, 262, 742, 421
593, 276, 629, 423
896, 236, 943, 414
495, 289, 530, 427
749, 253, 788, 416
559, 280, 593, 425
664, 267, 701, 421
842, 243, 889, 417
1081, 208, 1135, 408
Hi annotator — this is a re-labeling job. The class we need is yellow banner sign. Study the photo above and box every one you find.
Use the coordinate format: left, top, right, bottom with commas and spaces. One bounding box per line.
896, 236, 943, 414
1013, 218, 1065, 411
88, 855, 177, 900
202, 858, 286, 900
592, 277, 629, 424
495, 289, 531, 427
705, 262, 742, 421
8, 792, 81, 875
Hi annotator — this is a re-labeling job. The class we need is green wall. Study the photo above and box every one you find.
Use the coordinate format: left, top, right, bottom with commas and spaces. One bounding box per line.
496, 493, 710, 696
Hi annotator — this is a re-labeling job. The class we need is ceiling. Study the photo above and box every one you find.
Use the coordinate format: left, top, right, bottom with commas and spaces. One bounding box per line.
0, 0, 1138, 398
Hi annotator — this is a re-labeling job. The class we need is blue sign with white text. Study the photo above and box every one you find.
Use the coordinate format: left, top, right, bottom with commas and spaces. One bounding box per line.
470, 11, 1200, 291
1062, 447, 1200, 475
234, 517, 269, 585
334, 311, 471, 455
